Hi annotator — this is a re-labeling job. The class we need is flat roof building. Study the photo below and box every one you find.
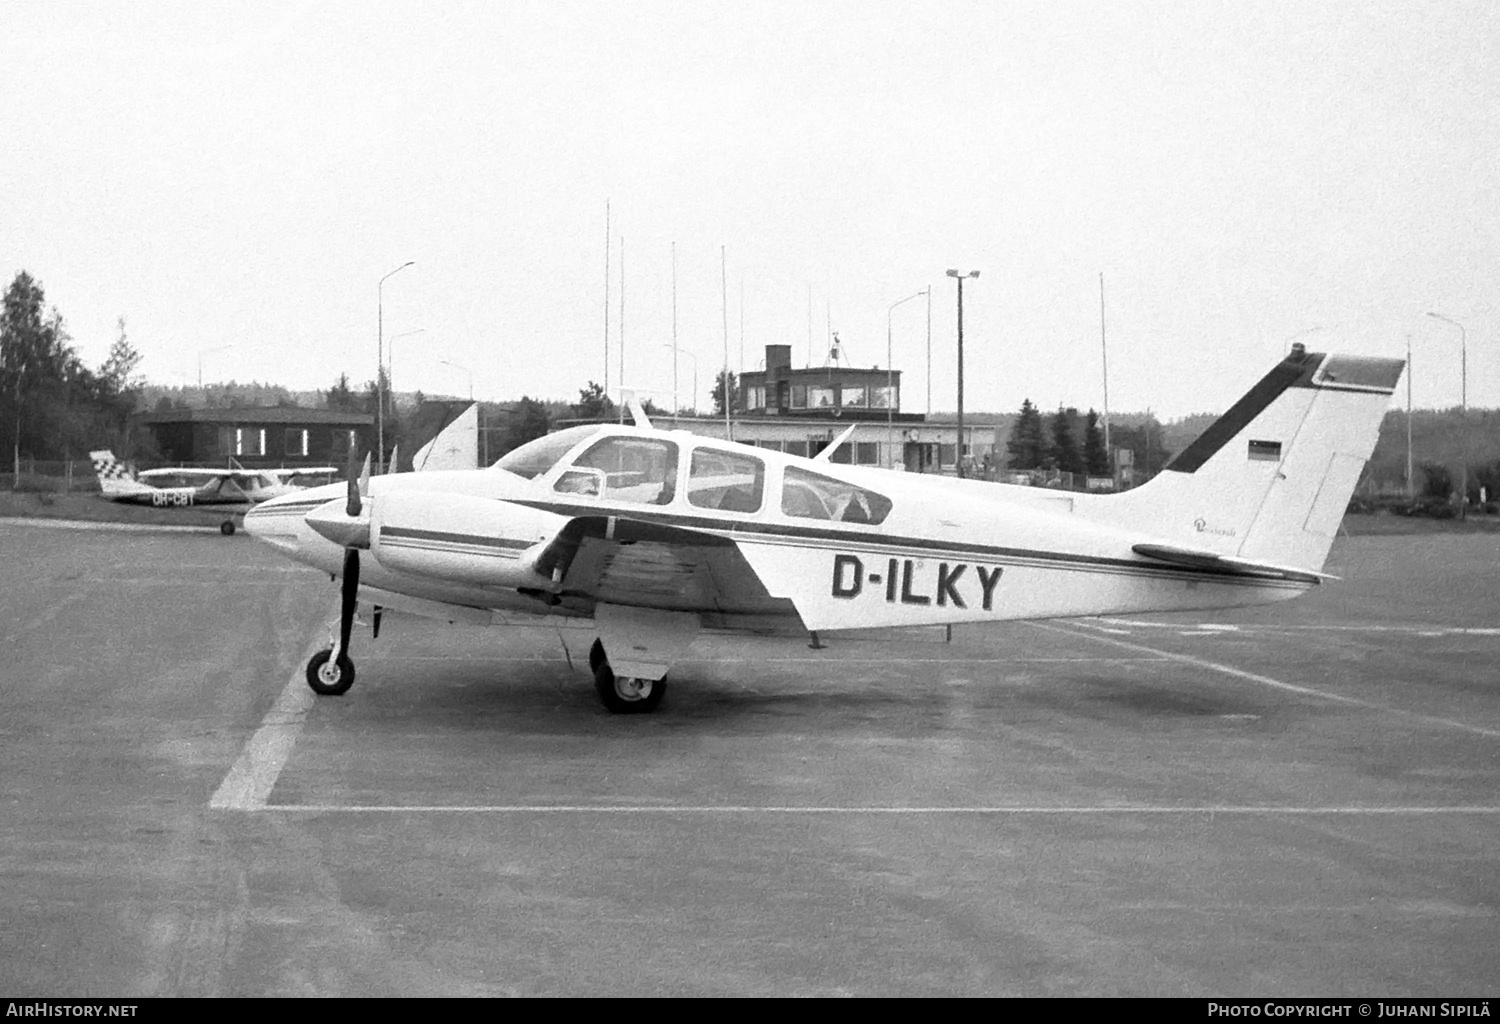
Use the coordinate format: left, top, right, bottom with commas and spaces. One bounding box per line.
132, 407, 374, 467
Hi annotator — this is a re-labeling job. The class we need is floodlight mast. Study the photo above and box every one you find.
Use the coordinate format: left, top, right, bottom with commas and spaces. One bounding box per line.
1426, 311, 1468, 518
377, 261, 415, 473
946, 269, 980, 478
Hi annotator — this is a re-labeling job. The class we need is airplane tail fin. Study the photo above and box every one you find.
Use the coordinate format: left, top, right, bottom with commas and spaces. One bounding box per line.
89, 450, 148, 498
1092, 346, 1404, 575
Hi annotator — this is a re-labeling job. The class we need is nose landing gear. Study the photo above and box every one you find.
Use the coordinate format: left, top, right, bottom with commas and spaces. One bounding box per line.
306, 648, 355, 696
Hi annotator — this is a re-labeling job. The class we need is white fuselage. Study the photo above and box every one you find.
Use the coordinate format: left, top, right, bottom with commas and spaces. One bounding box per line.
245, 427, 1311, 634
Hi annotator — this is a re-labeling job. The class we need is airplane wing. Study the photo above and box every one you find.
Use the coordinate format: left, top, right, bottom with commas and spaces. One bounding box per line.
368, 491, 796, 624
531, 515, 784, 615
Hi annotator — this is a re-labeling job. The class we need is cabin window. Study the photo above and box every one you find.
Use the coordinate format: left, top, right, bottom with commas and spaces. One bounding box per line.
688, 449, 764, 513
780, 466, 892, 524
561, 436, 679, 505
235, 428, 265, 457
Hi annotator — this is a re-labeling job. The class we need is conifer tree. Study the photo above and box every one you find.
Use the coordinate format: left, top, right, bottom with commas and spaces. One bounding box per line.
1083, 409, 1110, 476
1005, 398, 1044, 470
1049, 406, 1084, 474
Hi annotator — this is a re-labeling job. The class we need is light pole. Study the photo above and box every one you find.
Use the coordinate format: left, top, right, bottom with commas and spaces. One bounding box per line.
671, 241, 678, 424
1427, 311, 1468, 517
197, 344, 234, 388
946, 269, 980, 477
662, 344, 698, 416
887, 290, 926, 468
438, 358, 474, 400
378, 261, 415, 473
1406, 334, 1414, 499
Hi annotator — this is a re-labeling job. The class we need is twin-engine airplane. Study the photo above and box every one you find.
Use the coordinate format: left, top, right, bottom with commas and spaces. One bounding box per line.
245, 345, 1404, 713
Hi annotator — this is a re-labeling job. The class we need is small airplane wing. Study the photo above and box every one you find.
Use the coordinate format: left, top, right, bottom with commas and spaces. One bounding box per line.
533, 514, 785, 616
813, 424, 857, 462
626, 396, 653, 430
413, 404, 478, 471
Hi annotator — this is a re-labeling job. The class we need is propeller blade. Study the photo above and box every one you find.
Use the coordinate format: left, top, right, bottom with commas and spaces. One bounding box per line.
345, 447, 362, 518
338, 547, 360, 656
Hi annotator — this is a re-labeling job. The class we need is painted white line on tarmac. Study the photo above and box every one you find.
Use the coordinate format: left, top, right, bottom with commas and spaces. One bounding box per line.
1036, 622, 1500, 739
0, 516, 224, 534
1088, 618, 1500, 637
209, 628, 329, 812
382, 654, 1170, 665
257, 804, 1500, 815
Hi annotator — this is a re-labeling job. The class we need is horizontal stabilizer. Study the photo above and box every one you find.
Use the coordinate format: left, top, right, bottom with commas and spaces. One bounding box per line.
1131, 543, 1334, 583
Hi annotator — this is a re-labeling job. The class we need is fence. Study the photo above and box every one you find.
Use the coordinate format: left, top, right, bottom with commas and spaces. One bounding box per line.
2, 460, 101, 493
1, 457, 320, 493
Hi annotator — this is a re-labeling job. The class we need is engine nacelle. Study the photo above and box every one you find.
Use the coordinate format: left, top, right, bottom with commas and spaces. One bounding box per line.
370, 490, 565, 587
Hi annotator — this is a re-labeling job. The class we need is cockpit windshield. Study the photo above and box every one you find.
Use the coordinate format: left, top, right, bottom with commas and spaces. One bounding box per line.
493, 424, 605, 479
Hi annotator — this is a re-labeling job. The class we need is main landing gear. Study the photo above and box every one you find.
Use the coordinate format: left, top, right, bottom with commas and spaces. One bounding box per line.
589, 638, 665, 714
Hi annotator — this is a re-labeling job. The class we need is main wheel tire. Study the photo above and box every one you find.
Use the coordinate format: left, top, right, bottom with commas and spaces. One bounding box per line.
588, 638, 606, 674
220, 520, 236, 536
592, 661, 665, 714
306, 648, 355, 696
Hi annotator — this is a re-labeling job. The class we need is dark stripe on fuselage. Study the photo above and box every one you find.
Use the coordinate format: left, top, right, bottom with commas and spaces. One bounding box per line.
1164, 348, 1323, 474
379, 525, 534, 550
508, 498, 1317, 587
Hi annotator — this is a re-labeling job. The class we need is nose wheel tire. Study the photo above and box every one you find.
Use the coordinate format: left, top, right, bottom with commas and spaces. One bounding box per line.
306, 648, 355, 696
591, 642, 664, 714
220, 520, 236, 536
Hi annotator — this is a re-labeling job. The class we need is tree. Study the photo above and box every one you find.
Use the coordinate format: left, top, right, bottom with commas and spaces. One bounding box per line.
98, 317, 144, 396
711, 369, 739, 416
1083, 408, 1110, 477
1005, 398, 1044, 470
1112, 416, 1172, 478
90, 317, 145, 455
325, 373, 361, 412
1, 271, 96, 464
1048, 406, 1084, 474
498, 396, 551, 457
572, 380, 615, 420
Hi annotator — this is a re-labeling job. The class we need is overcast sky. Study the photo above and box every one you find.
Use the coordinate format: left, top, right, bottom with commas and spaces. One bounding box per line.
3, 0, 1495, 419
